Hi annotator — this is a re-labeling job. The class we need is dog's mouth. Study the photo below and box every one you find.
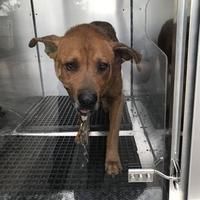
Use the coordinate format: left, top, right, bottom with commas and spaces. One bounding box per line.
77, 103, 99, 116
73, 101, 93, 116
78, 108, 91, 116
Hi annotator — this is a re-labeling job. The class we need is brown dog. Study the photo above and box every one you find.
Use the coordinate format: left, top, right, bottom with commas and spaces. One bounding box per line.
29, 21, 141, 175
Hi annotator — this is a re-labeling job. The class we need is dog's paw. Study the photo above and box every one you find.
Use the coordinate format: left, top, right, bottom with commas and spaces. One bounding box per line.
105, 158, 122, 176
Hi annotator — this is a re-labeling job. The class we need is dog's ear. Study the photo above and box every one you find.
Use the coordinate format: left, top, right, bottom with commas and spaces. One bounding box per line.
113, 42, 142, 64
29, 35, 61, 59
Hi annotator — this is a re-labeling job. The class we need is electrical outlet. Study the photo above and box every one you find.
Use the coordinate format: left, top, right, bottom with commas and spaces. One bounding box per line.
128, 169, 154, 182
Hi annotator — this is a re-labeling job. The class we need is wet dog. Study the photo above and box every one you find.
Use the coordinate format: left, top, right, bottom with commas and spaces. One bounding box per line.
29, 21, 141, 175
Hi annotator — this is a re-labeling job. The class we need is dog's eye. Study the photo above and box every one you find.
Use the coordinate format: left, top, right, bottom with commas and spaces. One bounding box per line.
97, 62, 109, 72
64, 62, 78, 71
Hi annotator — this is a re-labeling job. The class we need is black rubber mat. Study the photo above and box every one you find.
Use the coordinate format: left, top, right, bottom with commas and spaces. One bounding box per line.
16, 96, 132, 133
0, 136, 144, 196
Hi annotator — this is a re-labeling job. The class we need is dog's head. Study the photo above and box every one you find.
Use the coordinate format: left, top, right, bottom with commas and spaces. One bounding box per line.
29, 23, 141, 115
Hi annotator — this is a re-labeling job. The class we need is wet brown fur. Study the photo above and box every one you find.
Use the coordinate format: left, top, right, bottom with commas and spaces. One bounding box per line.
29, 21, 141, 175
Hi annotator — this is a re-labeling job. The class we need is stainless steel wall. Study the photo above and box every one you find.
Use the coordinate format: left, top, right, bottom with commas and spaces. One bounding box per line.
32, 0, 174, 96
187, 18, 200, 200
0, 0, 43, 105
33, 0, 131, 96
0, 0, 174, 100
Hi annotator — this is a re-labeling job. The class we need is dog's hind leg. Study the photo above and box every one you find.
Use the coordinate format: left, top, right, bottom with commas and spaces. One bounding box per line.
105, 95, 123, 175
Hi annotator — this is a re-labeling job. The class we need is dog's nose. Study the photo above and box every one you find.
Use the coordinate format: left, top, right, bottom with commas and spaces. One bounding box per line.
78, 90, 97, 109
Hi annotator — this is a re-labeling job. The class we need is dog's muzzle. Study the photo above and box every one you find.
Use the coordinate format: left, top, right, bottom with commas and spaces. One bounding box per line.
77, 89, 97, 115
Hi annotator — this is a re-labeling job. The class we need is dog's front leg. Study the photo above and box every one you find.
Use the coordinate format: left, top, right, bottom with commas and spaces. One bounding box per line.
105, 94, 123, 175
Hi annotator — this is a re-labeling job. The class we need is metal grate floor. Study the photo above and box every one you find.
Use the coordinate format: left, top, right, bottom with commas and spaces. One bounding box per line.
16, 96, 132, 133
0, 136, 145, 196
